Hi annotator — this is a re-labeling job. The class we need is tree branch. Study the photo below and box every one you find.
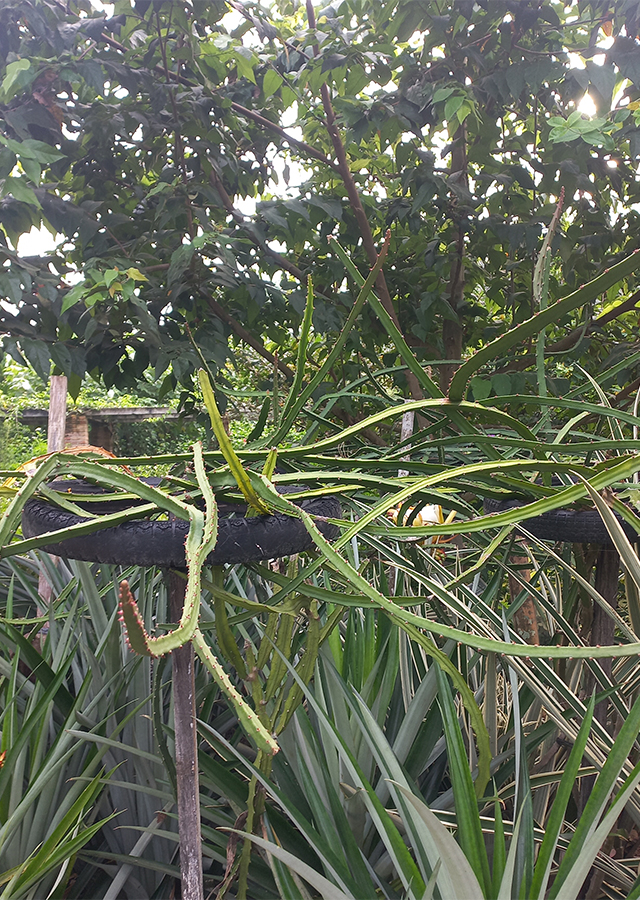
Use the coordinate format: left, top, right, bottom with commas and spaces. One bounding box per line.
139, 258, 296, 380
228, 102, 338, 171
608, 375, 640, 410
441, 130, 467, 394
332, 407, 387, 446
495, 288, 640, 374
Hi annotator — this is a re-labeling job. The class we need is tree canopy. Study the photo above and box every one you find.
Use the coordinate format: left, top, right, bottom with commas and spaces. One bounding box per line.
1, 0, 640, 406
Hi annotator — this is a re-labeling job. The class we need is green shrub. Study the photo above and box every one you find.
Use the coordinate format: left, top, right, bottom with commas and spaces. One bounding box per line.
0, 417, 47, 470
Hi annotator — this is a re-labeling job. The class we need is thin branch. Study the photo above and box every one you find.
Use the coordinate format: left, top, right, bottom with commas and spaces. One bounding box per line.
100, 32, 336, 170
332, 407, 387, 447
441, 125, 468, 394
609, 376, 640, 409
138, 259, 296, 379
208, 170, 305, 281
154, 9, 195, 240
229, 102, 338, 171
305, 0, 423, 403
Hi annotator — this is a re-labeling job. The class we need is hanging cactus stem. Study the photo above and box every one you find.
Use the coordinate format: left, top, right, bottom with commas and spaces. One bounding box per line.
113, 443, 282, 900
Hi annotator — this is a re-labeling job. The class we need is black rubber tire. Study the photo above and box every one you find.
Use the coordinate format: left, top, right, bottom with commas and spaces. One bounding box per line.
483, 495, 638, 546
22, 479, 341, 567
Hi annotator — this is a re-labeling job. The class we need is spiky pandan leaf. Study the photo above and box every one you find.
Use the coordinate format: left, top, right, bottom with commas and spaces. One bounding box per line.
448, 247, 640, 401
118, 580, 154, 657
198, 369, 270, 514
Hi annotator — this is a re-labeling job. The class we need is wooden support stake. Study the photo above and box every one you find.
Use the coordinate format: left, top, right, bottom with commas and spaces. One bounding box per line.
590, 548, 620, 725
38, 375, 68, 607
167, 570, 204, 900
578, 547, 620, 830
46, 375, 68, 453
397, 407, 414, 478
508, 555, 540, 646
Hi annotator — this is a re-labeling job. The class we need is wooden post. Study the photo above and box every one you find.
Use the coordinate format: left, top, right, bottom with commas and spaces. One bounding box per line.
167, 570, 204, 900
46, 375, 68, 453
397, 407, 414, 478
577, 546, 620, 892
38, 375, 68, 606
590, 548, 620, 725
64, 413, 89, 447
508, 555, 540, 645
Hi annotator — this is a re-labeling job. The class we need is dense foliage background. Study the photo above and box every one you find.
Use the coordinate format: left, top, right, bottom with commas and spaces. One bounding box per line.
2, 0, 640, 405
4, 2, 640, 899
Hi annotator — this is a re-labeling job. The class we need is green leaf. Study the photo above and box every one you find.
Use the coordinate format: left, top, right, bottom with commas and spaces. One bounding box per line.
3, 772, 111, 897
492, 798, 506, 896
329, 237, 442, 400
19, 156, 40, 184
61, 280, 88, 313
251, 462, 640, 661
548, 693, 640, 898
281, 84, 296, 107
470, 376, 491, 400
444, 94, 464, 122
263, 69, 283, 97
266, 231, 392, 445
201, 722, 365, 895
0, 59, 31, 101
226, 830, 353, 900
124, 266, 148, 282
555, 760, 640, 900
15, 138, 65, 163
393, 785, 484, 900
627, 873, 640, 900
280, 275, 315, 424
0, 648, 77, 804
0, 623, 74, 717
254, 477, 492, 795
530, 698, 595, 899
234, 50, 256, 83
433, 87, 456, 103
577, 475, 640, 584
2, 176, 40, 207
261, 446, 278, 480
103, 268, 120, 288
496, 807, 525, 900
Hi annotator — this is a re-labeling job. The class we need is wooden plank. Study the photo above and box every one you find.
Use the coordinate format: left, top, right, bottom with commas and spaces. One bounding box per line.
8, 406, 181, 426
